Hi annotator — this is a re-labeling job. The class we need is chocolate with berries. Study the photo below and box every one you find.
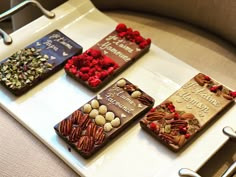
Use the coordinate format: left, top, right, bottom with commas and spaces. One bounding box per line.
0, 30, 82, 96
64, 23, 151, 91
54, 78, 154, 158
140, 73, 235, 151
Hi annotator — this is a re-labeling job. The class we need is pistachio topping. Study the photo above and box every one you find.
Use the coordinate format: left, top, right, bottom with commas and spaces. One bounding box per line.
0, 47, 53, 90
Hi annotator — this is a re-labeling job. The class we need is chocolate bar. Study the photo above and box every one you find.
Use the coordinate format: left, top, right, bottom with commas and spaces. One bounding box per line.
140, 73, 236, 151
54, 78, 154, 158
0, 30, 82, 96
64, 23, 151, 91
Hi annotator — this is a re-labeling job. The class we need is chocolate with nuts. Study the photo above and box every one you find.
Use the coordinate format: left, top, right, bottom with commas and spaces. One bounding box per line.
140, 73, 235, 151
0, 30, 82, 96
54, 78, 154, 158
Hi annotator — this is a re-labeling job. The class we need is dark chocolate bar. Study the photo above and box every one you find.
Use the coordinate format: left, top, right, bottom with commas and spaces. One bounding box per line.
140, 73, 235, 151
0, 30, 82, 96
54, 78, 154, 158
64, 23, 151, 91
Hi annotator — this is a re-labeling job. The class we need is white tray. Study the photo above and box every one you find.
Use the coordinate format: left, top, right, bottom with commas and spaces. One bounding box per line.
0, 0, 235, 177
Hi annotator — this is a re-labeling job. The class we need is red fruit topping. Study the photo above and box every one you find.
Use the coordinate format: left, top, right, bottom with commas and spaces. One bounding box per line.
69, 68, 77, 74
135, 36, 144, 44
115, 23, 151, 48
118, 32, 127, 38
150, 122, 157, 130
88, 77, 101, 87
102, 56, 116, 67
67, 59, 73, 64
210, 85, 222, 92
210, 86, 218, 92
88, 48, 102, 58
81, 73, 89, 81
139, 41, 149, 49
115, 23, 127, 33
64, 63, 71, 70
230, 91, 236, 98
132, 30, 140, 37
185, 134, 191, 139
146, 38, 151, 45
167, 103, 175, 113
107, 67, 115, 74
179, 127, 187, 134
150, 108, 156, 112
174, 112, 180, 120
80, 67, 90, 73
204, 75, 211, 81
100, 71, 108, 80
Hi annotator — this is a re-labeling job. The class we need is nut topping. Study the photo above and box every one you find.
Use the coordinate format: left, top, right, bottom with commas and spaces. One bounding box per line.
59, 118, 72, 136
0, 47, 53, 90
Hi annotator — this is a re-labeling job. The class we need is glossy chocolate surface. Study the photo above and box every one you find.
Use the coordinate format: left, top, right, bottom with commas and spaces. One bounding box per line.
65, 29, 151, 91
140, 73, 235, 151
0, 30, 82, 96
54, 78, 154, 158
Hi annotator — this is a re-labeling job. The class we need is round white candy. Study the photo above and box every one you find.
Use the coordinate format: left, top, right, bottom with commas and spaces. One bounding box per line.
104, 123, 113, 132
111, 117, 121, 127
99, 105, 107, 114
83, 103, 92, 113
89, 109, 99, 118
105, 112, 115, 121
91, 99, 99, 109
117, 79, 126, 87
131, 90, 142, 98
95, 115, 106, 126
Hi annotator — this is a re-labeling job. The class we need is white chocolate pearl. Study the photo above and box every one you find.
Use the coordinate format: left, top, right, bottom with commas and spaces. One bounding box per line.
99, 105, 107, 114
117, 79, 126, 87
104, 123, 113, 132
105, 111, 115, 121
91, 99, 99, 109
131, 90, 142, 98
83, 103, 92, 113
111, 117, 121, 127
95, 115, 106, 126
89, 109, 99, 118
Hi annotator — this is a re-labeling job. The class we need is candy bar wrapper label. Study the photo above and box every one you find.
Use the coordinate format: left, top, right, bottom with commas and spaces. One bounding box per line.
140, 73, 235, 151
64, 23, 151, 91
54, 78, 154, 158
0, 30, 82, 96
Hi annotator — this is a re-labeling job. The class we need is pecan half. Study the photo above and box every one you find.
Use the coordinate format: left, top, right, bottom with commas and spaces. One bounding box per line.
137, 94, 154, 106
77, 136, 95, 153
146, 111, 166, 121
194, 73, 211, 86
163, 113, 174, 120
222, 93, 233, 100
180, 113, 194, 120
79, 114, 91, 130
70, 110, 83, 124
178, 135, 186, 147
69, 126, 82, 143
86, 122, 97, 137
159, 133, 175, 144
59, 118, 72, 136
95, 127, 105, 145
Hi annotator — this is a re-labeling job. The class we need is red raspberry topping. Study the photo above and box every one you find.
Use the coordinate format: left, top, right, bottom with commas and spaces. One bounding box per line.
115, 23, 151, 48
150, 122, 157, 130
